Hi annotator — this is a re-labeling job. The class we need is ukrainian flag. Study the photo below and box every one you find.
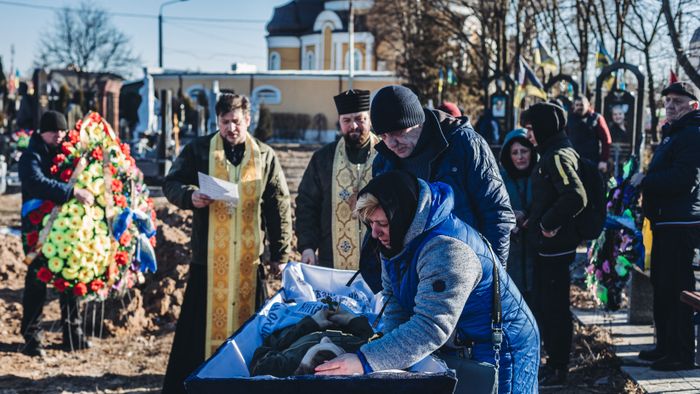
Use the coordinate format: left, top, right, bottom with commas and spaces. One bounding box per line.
596, 41, 613, 69
514, 56, 548, 108
534, 39, 558, 74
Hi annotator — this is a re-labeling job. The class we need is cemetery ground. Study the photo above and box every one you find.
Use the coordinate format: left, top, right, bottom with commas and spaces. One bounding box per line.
0, 145, 643, 393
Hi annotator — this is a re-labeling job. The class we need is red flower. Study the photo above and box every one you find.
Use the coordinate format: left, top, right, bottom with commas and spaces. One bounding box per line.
89, 279, 104, 292
109, 164, 118, 176
91, 147, 103, 161
52, 154, 67, 165
53, 278, 69, 292
112, 179, 123, 193
128, 156, 136, 167
73, 156, 81, 167
50, 164, 59, 175
150, 210, 156, 223
114, 194, 127, 208
115, 250, 129, 266
39, 200, 55, 214
25, 231, 38, 247
90, 112, 101, 122
149, 236, 156, 248
74, 120, 82, 132
60, 142, 74, 156
119, 232, 132, 247
37, 267, 53, 283
60, 168, 73, 182
28, 211, 43, 226
72, 282, 87, 296
120, 143, 131, 157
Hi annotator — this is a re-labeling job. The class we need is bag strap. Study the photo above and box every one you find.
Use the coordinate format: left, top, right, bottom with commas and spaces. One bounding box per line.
480, 234, 502, 393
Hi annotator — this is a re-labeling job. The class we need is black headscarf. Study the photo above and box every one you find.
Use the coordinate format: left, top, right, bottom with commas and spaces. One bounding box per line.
500, 134, 536, 179
358, 171, 419, 257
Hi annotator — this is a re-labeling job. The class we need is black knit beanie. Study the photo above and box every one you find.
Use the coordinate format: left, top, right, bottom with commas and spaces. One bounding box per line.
521, 103, 566, 145
370, 85, 425, 134
358, 170, 419, 257
39, 110, 68, 133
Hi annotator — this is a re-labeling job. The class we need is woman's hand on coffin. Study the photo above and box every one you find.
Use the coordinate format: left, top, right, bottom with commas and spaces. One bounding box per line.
328, 307, 355, 326
314, 353, 363, 375
301, 249, 317, 265
192, 190, 213, 208
311, 308, 333, 329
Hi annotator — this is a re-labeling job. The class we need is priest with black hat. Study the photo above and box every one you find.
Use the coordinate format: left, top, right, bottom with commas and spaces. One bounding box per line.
295, 89, 379, 269
18, 110, 94, 357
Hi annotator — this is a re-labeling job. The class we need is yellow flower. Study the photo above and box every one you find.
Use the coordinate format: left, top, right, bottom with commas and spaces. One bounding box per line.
68, 203, 85, 218
62, 267, 79, 280
41, 242, 57, 258
91, 206, 105, 221
57, 243, 73, 260
96, 195, 107, 207
48, 257, 64, 273
96, 221, 109, 236
78, 171, 91, 186
79, 228, 93, 241
65, 230, 79, 244
49, 230, 66, 245
78, 268, 94, 283
54, 217, 70, 231
67, 253, 81, 268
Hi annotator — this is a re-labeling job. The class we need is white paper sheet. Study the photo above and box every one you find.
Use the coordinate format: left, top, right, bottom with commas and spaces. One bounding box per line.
198, 172, 239, 204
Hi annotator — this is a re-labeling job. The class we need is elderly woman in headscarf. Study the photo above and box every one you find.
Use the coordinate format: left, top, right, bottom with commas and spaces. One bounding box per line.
315, 171, 540, 394
499, 128, 538, 303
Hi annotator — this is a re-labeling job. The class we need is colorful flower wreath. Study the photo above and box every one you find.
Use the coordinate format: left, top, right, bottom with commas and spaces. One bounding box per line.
22, 112, 157, 299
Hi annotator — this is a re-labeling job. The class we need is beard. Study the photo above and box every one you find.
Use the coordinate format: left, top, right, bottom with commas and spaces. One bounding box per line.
343, 128, 369, 147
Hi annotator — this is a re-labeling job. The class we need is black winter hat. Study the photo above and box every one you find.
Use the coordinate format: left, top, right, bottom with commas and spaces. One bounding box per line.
358, 170, 419, 257
39, 110, 68, 133
370, 85, 425, 134
521, 103, 566, 144
661, 81, 699, 101
334, 89, 370, 115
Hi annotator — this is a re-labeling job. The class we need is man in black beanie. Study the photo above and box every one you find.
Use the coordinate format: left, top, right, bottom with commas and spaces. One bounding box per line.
363, 85, 514, 291
521, 102, 587, 385
296, 89, 379, 270
18, 110, 94, 357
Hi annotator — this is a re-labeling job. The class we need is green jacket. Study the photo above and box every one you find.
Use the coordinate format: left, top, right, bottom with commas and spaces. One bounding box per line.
163, 132, 292, 265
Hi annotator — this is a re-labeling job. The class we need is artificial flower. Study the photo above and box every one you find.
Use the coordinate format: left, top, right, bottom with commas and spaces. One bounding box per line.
53, 278, 69, 292
37, 267, 53, 283
72, 282, 88, 296
47, 257, 64, 273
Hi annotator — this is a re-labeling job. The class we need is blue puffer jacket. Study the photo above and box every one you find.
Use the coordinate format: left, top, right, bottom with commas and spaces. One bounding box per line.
376, 181, 539, 393
642, 110, 700, 227
373, 109, 515, 265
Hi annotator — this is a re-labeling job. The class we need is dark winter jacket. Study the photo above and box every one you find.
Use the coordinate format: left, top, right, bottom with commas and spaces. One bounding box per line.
19, 133, 73, 204
641, 110, 700, 227
566, 110, 611, 163
499, 129, 537, 297
250, 315, 374, 377
372, 109, 515, 264
360, 180, 539, 394
163, 132, 293, 265
528, 132, 587, 255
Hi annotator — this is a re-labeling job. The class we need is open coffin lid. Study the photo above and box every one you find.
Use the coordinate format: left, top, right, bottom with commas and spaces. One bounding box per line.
185, 262, 457, 394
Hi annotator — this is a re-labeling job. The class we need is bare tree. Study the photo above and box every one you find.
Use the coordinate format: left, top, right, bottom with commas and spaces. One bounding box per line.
35, 1, 140, 100
662, 0, 700, 87
624, 0, 664, 141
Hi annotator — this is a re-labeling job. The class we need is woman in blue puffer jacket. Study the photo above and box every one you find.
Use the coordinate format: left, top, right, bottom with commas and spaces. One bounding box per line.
315, 171, 540, 394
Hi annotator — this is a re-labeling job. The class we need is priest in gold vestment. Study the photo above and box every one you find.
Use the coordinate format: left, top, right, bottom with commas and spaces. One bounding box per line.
295, 90, 378, 270
162, 93, 292, 394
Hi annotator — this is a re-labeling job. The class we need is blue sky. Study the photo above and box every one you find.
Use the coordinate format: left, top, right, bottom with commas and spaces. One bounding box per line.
0, 0, 290, 79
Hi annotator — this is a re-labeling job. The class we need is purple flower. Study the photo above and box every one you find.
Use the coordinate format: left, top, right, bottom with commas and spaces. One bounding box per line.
602, 260, 611, 273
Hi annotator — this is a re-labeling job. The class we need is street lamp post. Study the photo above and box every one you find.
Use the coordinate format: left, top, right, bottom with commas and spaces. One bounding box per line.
159, 0, 188, 68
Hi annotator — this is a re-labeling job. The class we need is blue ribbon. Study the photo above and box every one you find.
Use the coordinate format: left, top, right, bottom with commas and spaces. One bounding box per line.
21, 199, 44, 218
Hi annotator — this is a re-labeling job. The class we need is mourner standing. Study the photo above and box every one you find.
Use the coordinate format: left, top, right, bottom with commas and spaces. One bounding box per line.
566, 96, 611, 172
632, 81, 700, 371
296, 90, 378, 269
19, 110, 94, 357
362, 85, 514, 291
522, 103, 587, 385
162, 92, 293, 393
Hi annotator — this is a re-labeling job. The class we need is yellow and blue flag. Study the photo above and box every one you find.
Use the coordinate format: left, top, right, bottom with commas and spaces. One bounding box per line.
534, 39, 558, 74
514, 56, 548, 108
